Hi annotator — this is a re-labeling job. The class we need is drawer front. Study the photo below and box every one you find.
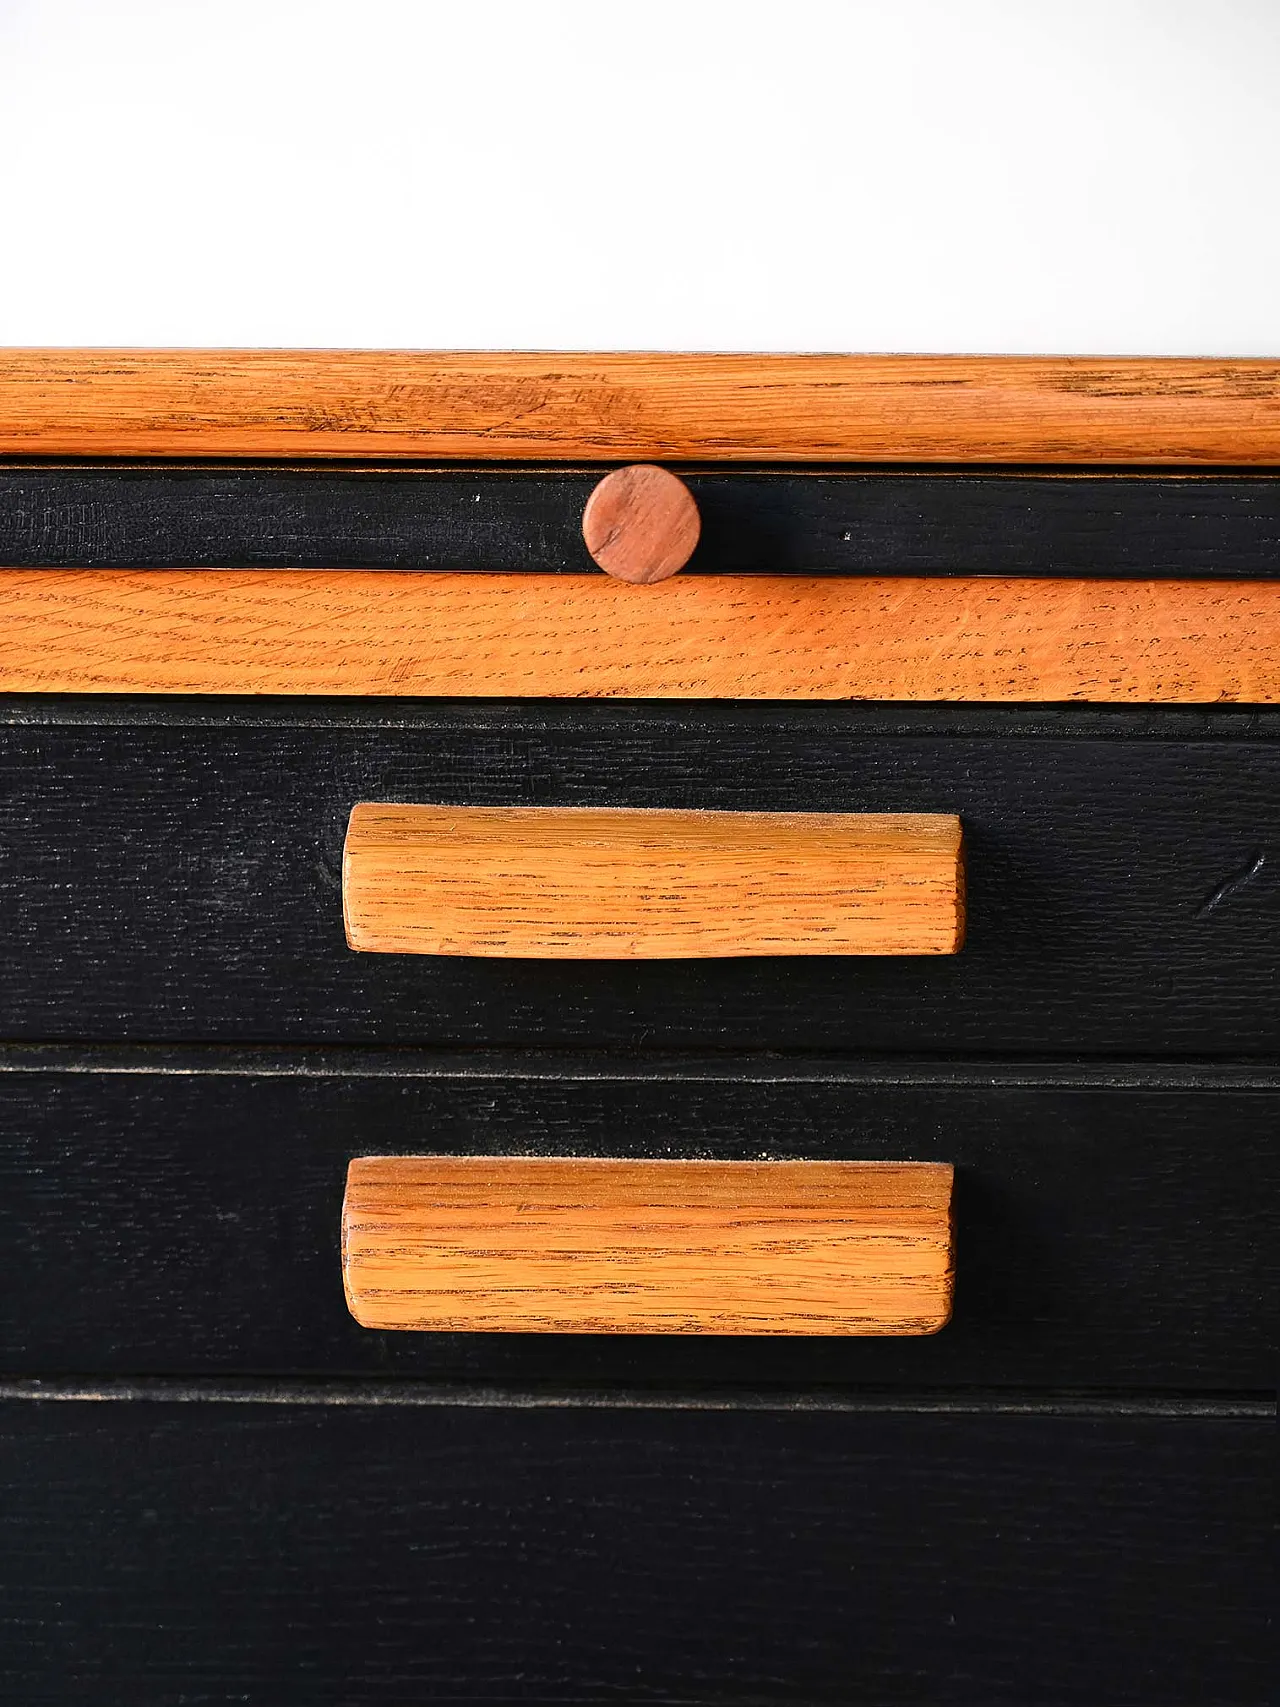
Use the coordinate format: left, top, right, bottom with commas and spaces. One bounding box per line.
2, 703, 1277, 1052
1, 1056, 1271, 1388
0, 1400, 1268, 1706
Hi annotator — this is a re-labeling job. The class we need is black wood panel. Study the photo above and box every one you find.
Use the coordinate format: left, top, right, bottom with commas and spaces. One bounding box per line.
0, 1401, 1268, 1704
2, 701, 1277, 1052
1, 1054, 1272, 1387
2, 464, 1278, 575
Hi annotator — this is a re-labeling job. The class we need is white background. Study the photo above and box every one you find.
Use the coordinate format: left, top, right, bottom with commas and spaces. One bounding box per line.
1, 0, 1276, 353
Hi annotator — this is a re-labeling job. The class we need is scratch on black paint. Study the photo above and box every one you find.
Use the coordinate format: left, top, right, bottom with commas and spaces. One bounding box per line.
1197, 851, 1266, 918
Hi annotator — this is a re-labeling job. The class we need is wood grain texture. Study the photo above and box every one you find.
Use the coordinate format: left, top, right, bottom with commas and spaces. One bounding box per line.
342, 804, 965, 959
1, 1055, 1273, 1385
4, 466, 1279, 578
2, 1405, 1269, 1704
1, 350, 1278, 462
2, 569, 1276, 700
581, 464, 701, 581
342, 1156, 954, 1335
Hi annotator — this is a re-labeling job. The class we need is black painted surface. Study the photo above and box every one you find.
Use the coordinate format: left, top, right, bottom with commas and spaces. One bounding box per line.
2, 701, 1277, 1052
0, 1055, 1272, 1387
3, 443, 1275, 1700
0, 1402, 1269, 1704
2, 464, 1278, 575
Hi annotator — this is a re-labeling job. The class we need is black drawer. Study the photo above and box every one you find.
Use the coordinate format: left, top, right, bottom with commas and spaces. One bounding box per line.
0, 1399, 1268, 1706
1, 1051, 1272, 1390
2, 700, 1277, 1052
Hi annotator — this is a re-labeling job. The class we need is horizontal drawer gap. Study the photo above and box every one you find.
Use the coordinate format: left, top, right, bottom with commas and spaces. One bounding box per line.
4, 695, 1280, 736
1, 1377, 1271, 1418
3, 1045, 1279, 1089
8, 458, 1279, 475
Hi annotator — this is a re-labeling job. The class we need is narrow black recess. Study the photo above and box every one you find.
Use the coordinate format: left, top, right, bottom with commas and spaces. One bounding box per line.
1, 464, 1277, 575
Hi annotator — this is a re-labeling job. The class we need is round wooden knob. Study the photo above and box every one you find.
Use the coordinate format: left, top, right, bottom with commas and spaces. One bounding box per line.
581, 465, 700, 584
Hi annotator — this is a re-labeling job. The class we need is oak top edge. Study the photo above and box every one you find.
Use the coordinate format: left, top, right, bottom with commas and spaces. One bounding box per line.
1, 350, 1277, 464
345, 1155, 956, 1209
346, 803, 963, 839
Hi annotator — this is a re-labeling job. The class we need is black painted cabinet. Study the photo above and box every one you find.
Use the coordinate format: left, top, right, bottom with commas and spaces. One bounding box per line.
1, 464, 1273, 1705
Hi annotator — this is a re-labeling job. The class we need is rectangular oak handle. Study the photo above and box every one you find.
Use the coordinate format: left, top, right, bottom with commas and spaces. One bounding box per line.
342, 1157, 955, 1337
342, 804, 965, 959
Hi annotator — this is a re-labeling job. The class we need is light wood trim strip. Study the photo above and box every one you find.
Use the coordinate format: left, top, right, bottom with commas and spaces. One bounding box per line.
1, 351, 1277, 463
341, 1156, 955, 1335
342, 804, 965, 960
1, 570, 1275, 701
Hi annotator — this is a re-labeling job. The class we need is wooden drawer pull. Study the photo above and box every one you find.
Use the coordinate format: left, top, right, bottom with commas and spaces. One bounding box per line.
342, 804, 964, 959
342, 1157, 955, 1336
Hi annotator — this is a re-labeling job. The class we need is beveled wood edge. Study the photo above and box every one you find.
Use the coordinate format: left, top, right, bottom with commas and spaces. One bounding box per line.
1, 351, 1277, 463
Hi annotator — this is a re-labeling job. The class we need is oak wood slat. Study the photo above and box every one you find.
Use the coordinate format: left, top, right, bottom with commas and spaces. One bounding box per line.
341, 1156, 955, 1335
1, 350, 1277, 462
342, 803, 964, 959
2, 570, 1275, 700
